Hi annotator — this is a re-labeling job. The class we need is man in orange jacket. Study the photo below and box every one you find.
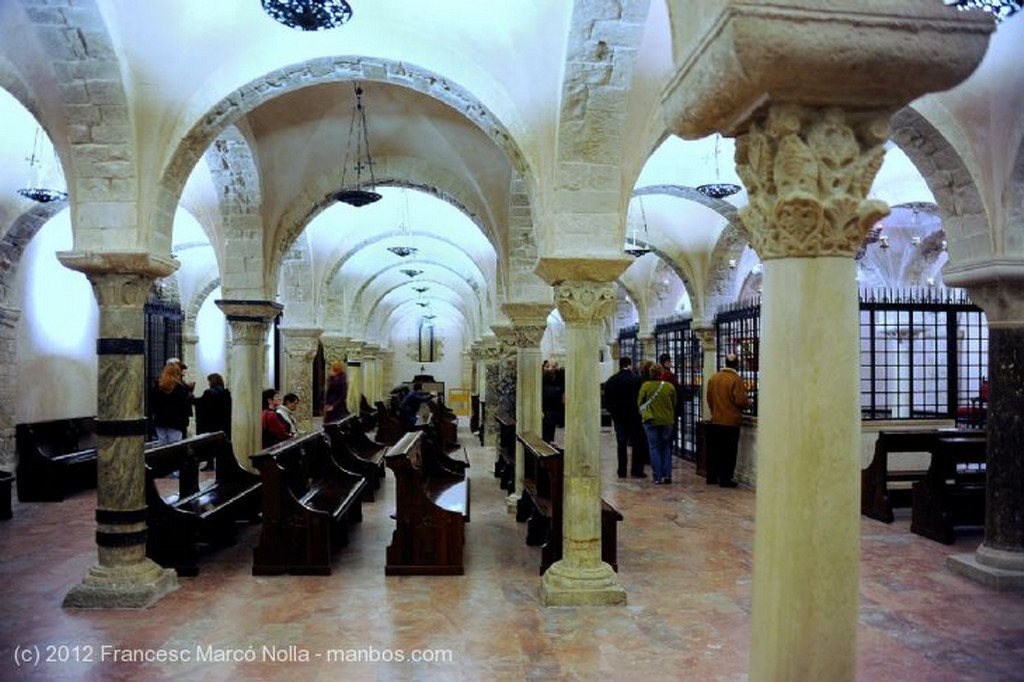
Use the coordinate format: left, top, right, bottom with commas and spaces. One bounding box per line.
705, 353, 750, 488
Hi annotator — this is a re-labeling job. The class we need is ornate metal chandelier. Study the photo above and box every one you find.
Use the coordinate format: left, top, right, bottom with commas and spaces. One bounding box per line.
17, 127, 67, 203
261, 0, 353, 31
335, 83, 381, 208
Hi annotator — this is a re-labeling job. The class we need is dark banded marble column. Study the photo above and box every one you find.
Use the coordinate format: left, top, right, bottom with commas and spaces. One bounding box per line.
215, 300, 283, 470
948, 276, 1024, 590
58, 252, 178, 609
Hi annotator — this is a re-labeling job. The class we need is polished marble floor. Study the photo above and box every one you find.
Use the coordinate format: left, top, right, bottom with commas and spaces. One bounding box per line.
1, 422, 1022, 681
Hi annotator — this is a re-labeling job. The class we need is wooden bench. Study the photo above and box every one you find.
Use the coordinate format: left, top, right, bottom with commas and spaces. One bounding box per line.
358, 394, 378, 430
15, 417, 98, 502
385, 431, 470, 576
323, 415, 387, 500
0, 470, 13, 520
251, 431, 367, 575
373, 400, 406, 446
911, 435, 987, 544
516, 431, 622, 575
494, 413, 516, 491
861, 429, 985, 523
420, 416, 470, 480
145, 432, 261, 576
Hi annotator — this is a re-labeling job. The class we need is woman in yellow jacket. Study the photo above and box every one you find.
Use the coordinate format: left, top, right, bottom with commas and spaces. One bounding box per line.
637, 365, 678, 484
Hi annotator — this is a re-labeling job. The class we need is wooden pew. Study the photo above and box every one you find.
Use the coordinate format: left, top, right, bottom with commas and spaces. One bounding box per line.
373, 400, 406, 446
0, 470, 12, 520
323, 415, 387, 500
251, 431, 367, 575
384, 431, 470, 576
861, 429, 985, 523
15, 417, 97, 502
358, 394, 378, 430
911, 435, 987, 544
145, 432, 261, 576
494, 413, 516, 491
516, 431, 622, 575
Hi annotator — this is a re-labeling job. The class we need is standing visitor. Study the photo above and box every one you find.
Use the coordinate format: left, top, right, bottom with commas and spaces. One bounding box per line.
150, 362, 191, 445
705, 353, 751, 488
323, 362, 349, 423
637, 364, 677, 484
604, 357, 647, 478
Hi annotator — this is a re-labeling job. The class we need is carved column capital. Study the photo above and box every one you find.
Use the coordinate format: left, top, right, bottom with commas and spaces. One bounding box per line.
553, 281, 616, 324
736, 104, 891, 260
964, 277, 1024, 329
692, 326, 716, 349
320, 334, 350, 366
279, 327, 322, 361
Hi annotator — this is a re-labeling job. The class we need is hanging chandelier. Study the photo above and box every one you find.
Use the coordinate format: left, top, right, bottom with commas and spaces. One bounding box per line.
624, 196, 652, 258
944, 0, 1021, 21
696, 134, 741, 200
261, 0, 353, 31
387, 189, 417, 256
17, 127, 67, 203
335, 83, 381, 208
400, 268, 423, 278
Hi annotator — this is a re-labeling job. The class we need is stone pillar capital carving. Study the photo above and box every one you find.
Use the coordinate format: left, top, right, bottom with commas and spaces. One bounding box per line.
215, 299, 283, 322
736, 104, 892, 260
963, 277, 1024, 329
502, 302, 553, 328
553, 281, 616, 324
320, 334, 351, 366
692, 326, 716, 348
279, 327, 322, 361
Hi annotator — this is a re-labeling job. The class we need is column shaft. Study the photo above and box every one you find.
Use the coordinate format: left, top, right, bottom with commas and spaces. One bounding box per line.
750, 258, 860, 679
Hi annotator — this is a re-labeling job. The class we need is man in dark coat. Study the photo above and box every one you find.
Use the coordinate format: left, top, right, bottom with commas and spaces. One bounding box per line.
604, 356, 648, 478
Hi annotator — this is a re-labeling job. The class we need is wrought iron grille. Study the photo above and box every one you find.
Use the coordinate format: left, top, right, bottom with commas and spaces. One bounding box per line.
617, 323, 641, 367
714, 299, 762, 417
654, 318, 702, 460
860, 288, 987, 425
144, 288, 183, 432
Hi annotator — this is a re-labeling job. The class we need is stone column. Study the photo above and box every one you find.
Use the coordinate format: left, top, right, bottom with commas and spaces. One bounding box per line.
503, 303, 551, 512
216, 300, 283, 469
735, 104, 891, 678
693, 326, 717, 418
638, 333, 655, 363
279, 327, 321, 433
362, 345, 379, 403
57, 252, 179, 608
0, 305, 20, 472
181, 331, 199, 437
480, 341, 503, 447
182, 332, 199, 382
346, 341, 364, 415
536, 274, 627, 606
947, 274, 1024, 590
380, 349, 394, 396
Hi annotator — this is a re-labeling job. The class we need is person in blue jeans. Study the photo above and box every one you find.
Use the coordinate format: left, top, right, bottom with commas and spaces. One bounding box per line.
637, 364, 678, 484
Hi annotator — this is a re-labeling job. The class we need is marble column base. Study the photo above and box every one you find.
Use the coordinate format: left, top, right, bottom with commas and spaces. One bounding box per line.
540, 560, 627, 606
505, 491, 521, 514
948, 544, 1024, 592
63, 559, 178, 609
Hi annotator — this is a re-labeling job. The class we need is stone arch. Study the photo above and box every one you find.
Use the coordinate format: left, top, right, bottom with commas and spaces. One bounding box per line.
632, 184, 747, 323
357, 273, 484, 341
185, 276, 223, 329
890, 106, 988, 265
1, 0, 137, 223
157, 56, 535, 267
202, 126, 264, 296
0, 201, 69, 306
1008, 135, 1024, 255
